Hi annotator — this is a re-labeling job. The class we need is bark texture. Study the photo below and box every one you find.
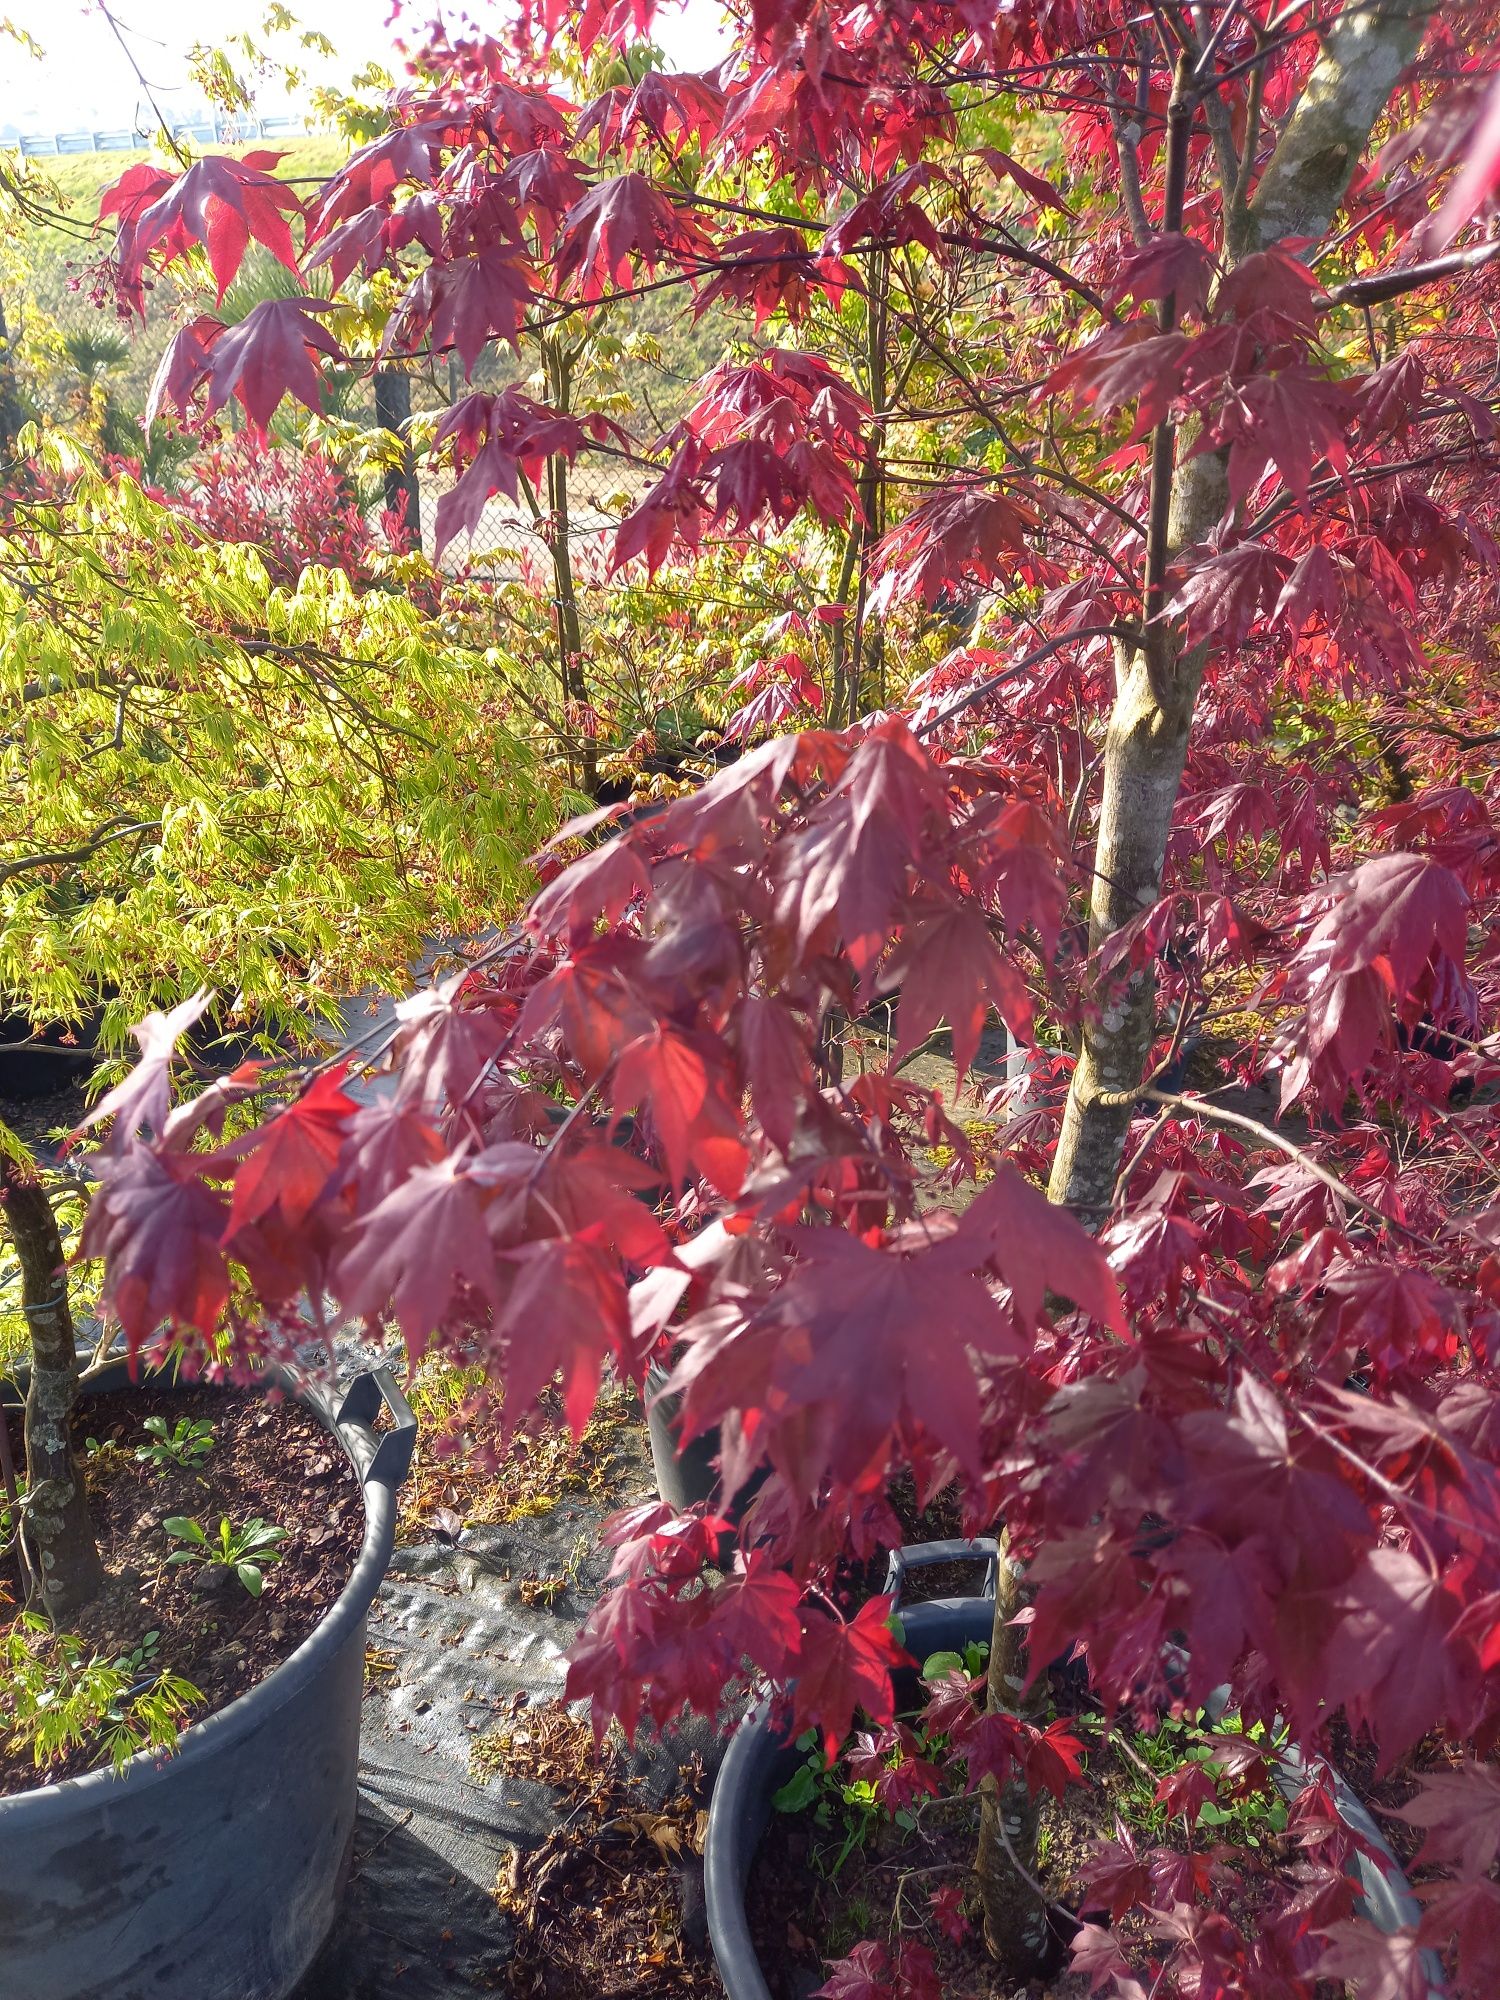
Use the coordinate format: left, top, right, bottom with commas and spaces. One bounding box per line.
976, 1546, 1052, 1974
1047, 0, 1437, 1222
2, 1157, 102, 1617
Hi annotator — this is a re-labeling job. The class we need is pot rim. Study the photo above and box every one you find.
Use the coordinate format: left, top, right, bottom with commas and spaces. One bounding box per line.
0, 1361, 414, 1825
704, 1542, 1442, 2000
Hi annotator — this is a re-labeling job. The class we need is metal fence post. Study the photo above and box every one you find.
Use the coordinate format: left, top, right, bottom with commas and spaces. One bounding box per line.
373, 369, 420, 546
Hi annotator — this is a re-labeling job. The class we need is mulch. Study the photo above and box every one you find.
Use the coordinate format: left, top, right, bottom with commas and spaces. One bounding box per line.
2, 1377, 362, 1796
482, 1701, 718, 1999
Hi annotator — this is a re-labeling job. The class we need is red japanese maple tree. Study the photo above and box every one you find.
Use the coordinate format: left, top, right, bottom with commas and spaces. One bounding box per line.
72, 0, 1500, 1991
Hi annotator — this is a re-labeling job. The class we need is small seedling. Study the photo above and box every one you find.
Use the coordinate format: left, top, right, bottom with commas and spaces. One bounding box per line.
3, 1612, 201, 1773
113, 1631, 163, 1679
136, 1416, 215, 1473
772, 1727, 925, 1880
919, 1639, 990, 1685
164, 1515, 287, 1596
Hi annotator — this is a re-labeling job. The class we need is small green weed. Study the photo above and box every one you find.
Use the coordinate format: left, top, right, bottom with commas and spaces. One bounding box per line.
917, 1639, 989, 1686
1088, 1707, 1291, 1850
164, 1515, 287, 1596
771, 1730, 894, 1878
770, 1644, 990, 1880
136, 1416, 215, 1473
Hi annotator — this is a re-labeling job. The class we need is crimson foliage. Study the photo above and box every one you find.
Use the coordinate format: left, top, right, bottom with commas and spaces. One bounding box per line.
84, 2, 1500, 1993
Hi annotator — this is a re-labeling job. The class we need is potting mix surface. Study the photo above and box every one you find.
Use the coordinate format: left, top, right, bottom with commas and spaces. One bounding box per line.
1, 1380, 363, 1796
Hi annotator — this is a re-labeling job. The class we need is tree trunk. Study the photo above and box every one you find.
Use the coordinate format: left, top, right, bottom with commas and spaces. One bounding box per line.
1047, 646, 1198, 1219
1, 1158, 102, 1618
978, 0, 1443, 1961
545, 341, 596, 795
1046, 0, 1436, 1223
975, 1543, 1052, 1974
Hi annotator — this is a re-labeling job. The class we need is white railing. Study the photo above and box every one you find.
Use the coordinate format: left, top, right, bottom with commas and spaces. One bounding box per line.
12, 113, 306, 159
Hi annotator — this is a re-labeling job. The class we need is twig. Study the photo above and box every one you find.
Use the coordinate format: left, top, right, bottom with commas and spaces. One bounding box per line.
1139, 1089, 1434, 1246
1325, 238, 1500, 310
0, 1408, 38, 1597
915, 625, 1134, 737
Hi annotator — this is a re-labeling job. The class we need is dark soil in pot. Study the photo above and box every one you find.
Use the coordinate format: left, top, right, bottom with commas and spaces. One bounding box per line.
1, 1377, 362, 1795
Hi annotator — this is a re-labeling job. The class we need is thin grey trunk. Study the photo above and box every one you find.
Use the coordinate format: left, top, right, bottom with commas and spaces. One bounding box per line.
975, 1544, 1051, 1974
986, 3, 1442, 1968
2, 1157, 102, 1617
1046, 0, 1436, 1223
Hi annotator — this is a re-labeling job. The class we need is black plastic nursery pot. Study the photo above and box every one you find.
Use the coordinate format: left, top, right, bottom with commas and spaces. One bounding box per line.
645, 1360, 768, 1521
0, 1362, 416, 2000
704, 1539, 1440, 2000
645, 1359, 722, 1511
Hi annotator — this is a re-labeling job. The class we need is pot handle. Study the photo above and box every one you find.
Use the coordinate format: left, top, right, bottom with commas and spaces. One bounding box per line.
884, 1537, 1000, 1613
336, 1367, 418, 1492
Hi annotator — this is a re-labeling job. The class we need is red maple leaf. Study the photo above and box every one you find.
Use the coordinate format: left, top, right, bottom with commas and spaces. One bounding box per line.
430, 388, 610, 557
1315, 1922, 1430, 2000
928, 1883, 970, 1945
1153, 1760, 1221, 1824
71, 990, 212, 1157
613, 442, 712, 574
957, 1709, 1027, 1788
391, 975, 511, 1107
1326, 1548, 1466, 1762
1170, 539, 1291, 645
305, 120, 453, 238
978, 146, 1074, 217
498, 1229, 631, 1436
956, 1168, 1125, 1335
1417, 1875, 1500, 1994
576, 67, 725, 158
333, 1155, 502, 1350
812, 1940, 894, 2000
81, 1145, 231, 1346
1316, 852, 1471, 998
554, 172, 716, 297
732, 994, 812, 1153
148, 298, 346, 433
758, 1229, 1019, 1489
702, 1550, 805, 1677
338, 1096, 445, 1207
1398, 1761, 1500, 1878
870, 482, 1041, 610
1110, 231, 1217, 319
1204, 366, 1354, 511
1068, 1919, 1138, 1993
1076, 1834, 1151, 1922
107, 151, 302, 306
693, 227, 855, 326
1050, 324, 1189, 430
563, 1573, 661, 1740
1024, 1719, 1087, 1800
223, 1066, 357, 1235
611, 1023, 748, 1194
792, 1596, 909, 1760
386, 247, 535, 375
891, 900, 1031, 1080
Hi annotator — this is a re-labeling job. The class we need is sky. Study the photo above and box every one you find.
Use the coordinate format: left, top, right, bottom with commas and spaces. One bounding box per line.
3, 1, 732, 135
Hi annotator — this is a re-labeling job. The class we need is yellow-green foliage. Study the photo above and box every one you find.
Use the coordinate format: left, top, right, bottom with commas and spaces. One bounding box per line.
2, 1612, 202, 1773
0, 435, 562, 1063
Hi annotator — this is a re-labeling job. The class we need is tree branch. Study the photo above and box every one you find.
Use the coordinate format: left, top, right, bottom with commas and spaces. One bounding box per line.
1325, 236, 1500, 308
0, 819, 159, 889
